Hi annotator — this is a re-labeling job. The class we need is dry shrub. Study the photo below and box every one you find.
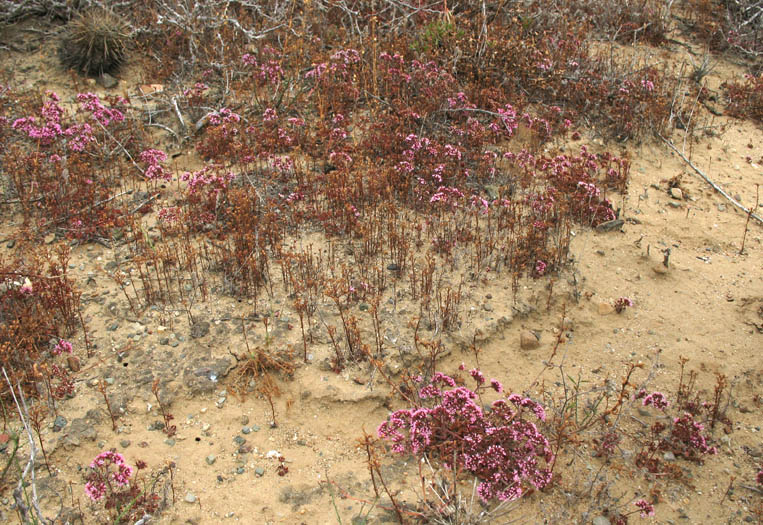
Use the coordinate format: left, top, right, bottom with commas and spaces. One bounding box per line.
0, 244, 82, 401
723, 73, 763, 123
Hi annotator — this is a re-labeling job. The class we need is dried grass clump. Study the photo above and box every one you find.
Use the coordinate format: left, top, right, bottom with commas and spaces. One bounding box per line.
59, 9, 132, 75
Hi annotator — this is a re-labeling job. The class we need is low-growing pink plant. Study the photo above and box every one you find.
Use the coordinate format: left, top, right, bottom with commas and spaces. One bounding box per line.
84, 450, 165, 521
52, 339, 73, 356
84, 451, 134, 502
378, 371, 553, 502
614, 296, 633, 313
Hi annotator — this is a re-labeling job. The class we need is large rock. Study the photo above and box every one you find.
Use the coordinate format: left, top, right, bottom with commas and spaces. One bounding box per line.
190, 321, 210, 339
520, 330, 540, 350
183, 357, 234, 396
58, 416, 98, 450
97, 73, 118, 89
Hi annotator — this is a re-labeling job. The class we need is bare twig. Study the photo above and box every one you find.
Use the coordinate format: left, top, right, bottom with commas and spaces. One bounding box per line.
2, 368, 50, 524
740, 184, 760, 253
658, 134, 763, 226
171, 96, 186, 129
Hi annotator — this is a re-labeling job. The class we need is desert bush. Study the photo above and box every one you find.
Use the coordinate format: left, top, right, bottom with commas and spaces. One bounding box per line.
723, 73, 763, 122
682, 0, 763, 58
0, 245, 82, 402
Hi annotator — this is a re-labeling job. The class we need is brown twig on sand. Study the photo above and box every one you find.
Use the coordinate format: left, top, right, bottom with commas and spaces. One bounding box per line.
658, 134, 762, 226
740, 184, 760, 254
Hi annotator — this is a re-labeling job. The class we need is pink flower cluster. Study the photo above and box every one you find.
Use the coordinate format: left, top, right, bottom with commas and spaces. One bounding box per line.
671, 413, 717, 456
429, 186, 464, 207
305, 48, 359, 81
637, 389, 669, 410
378, 371, 553, 502
85, 451, 133, 502
12, 91, 124, 152
77, 93, 125, 126
209, 107, 240, 127
183, 82, 209, 102
634, 498, 655, 517
139, 149, 170, 181
613, 296, 633, 313
52, 339, 73, 356
263, 107, 278, 122
12, 91, 65, 144
242, 51, 284, 85
181, 166, 234, 196
157, 206, 181, 225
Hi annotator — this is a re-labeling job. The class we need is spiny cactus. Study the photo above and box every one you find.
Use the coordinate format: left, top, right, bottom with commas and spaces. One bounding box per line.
59, 9, 131, 75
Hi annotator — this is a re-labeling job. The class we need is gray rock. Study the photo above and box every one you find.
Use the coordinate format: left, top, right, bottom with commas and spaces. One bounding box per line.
254, 466, 265, 477
190, 321, 210, 339
149, 420, 165, 431
520, 330, 540, 350
58, 417, 98, 450
85, 409, 105, 423
206, 455, 216, 465
279, 485, 321, 509
53, 415, 67, 432
664, 451, 676, 461
184, 491, 196, 503
183, 358, 233, 396
596, 219, 624, 232
592, 518, 611, 525
97, 73, 118, 89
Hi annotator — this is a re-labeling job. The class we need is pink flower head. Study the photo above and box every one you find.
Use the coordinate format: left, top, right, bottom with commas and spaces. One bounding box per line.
263, 108, 277, 122
90, 450, 127, 469
469, 368, 486, 385
635, 499, 655, 517
139, 149, 170, 181
53, 340, 73, 356
84, 480, 106, 501
613, 296, 633, 313
642, 391, 669, 410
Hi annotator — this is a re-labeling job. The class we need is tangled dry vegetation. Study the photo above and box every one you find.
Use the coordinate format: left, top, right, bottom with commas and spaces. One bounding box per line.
0, 1, 762, 524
